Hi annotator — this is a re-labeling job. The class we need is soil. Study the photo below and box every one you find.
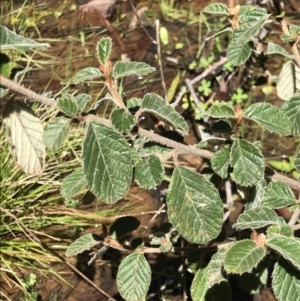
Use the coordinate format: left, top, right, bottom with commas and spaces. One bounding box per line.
1, 0, 299, 300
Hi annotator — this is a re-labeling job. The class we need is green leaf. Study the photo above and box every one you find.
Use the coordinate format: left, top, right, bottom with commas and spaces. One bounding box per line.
65, 233, 100, 257
272, 259, 300, 301
57, 94, 78, 118
281, 93, 300, 136
230, 139, 264, 186
113, 61, 156, 79
160, 26, 169, 45
203, 3, 229, 15
43, 117, 70, 150
266, 235, 300, 270
61, 168, 87, 199
3, 99, 45, 175
97, 37, 112, 65
134, 155, 164, 189
227, 41, 252, 66
82, 122, 132, 204
267, 42, 293, 59
206, 282, 232, 301
244, 103, 291, 135
75, 94, 91, 112
277, 61, 300, 100
261, 182, 296, 209
280, 34, 295, 43
0, 25, 49, 51
245, 178, 267, 210
191, 267, 209, 300
224, 240, 265, 274
141, 93, 189, 135
207, 248, 228, 287
127, 97, 142, 109
111, 109, 136, 132
239, 8, 268, 24
117, 253, 151, 301
72, 67, 103, 84
290, 25, 300, 35
295, 152, 300, 173
208, 103, 235, 118
211, 148, 230, 178
233, 208, 279, 230
167, 166, 223, 243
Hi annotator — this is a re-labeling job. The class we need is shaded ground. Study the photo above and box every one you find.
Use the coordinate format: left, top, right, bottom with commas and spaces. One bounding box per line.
1, 0, 300, 300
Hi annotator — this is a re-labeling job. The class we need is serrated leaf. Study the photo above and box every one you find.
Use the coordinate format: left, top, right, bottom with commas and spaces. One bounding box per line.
113, 61, 156, 79
111, 109, 136, 132
207, 248, 228, 287
267, 42, 293, 59
134, 155, 164, 189
261, 182, 296, 209
166, 166, 223, 243
127, 97, 142, 109
72, 67, 103, 84
141, 93, 188, 135
277, 61, 300, 100
290, 25, 300, 35
75, 94, 91, 112
57, 95, 78, 118
280, 34, 295, 43
239, 8, 268, 24
43, 117, 70, 150
234, 208, 279, 230
191, 267, 209, 300
224, 240, 265, 274
246, 178, 267, 210
82, 122, 132, 204
233, 13, 270, 44
0, 25, 49, 51
211, 148, 230, 178
3, 99, 45, 175
97, 37, 112, 65
230, 139, 264, 186
203, 3, 229, 15
61, 168, 87, 199
65, 233, 100, 257
272, 259, 300, 301
244, 103, 291, 135
117, 253, 151, 301
295, 152, 300, 173
227, 41, 252, 66
267, 235, 300, 270
281, 93, 300, 136
208, 103, 235, 118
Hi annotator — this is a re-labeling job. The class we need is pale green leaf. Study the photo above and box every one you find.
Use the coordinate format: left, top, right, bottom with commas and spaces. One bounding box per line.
44, 117, 70, 150
239, 8, 268, 24
272, 259, 300, 301
230, 139, 264, 186
160, 26, 169, 45
0, 25, 49, 51
75, 94, 91, 112
244, 103, 291, 135
267, 42, 293, 59
167, 166, 223, 243
82, 122, 132, 204
203, 3, 229, 15
280, 34, 295, 43
113, 61, 156, 79
134, 155, 164, 189
277, 61, 300, 100
281, 93, 300, 136
111, 109, 136, 132
246, 178, 267, 210
141, 93, 189, 135
65, 233, 100, 257
57, 94, 78, 118
207, 248, 228, 287
191, 267, 209, 301
3, 99, 45, 175
211, 148, 230, 178
261, 182, 296, 209
233, 208, 279, 230
61, 168, 87, 199
267, 235, 300, 270
126, 97, 142, 109
208, 103, 235, 118
117, 253, 151, 301
224, 240, 265, 274
72, 67, 103, 84
295, 152, 300, 173
227, 41, 252, 66
97, 37, 112, 65
290, 25, 300, 35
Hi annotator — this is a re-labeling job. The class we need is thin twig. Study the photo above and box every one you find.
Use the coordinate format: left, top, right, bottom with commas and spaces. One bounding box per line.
155, 19, 168, 102
223, 180, 234, 222
0, 207, 116, 301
